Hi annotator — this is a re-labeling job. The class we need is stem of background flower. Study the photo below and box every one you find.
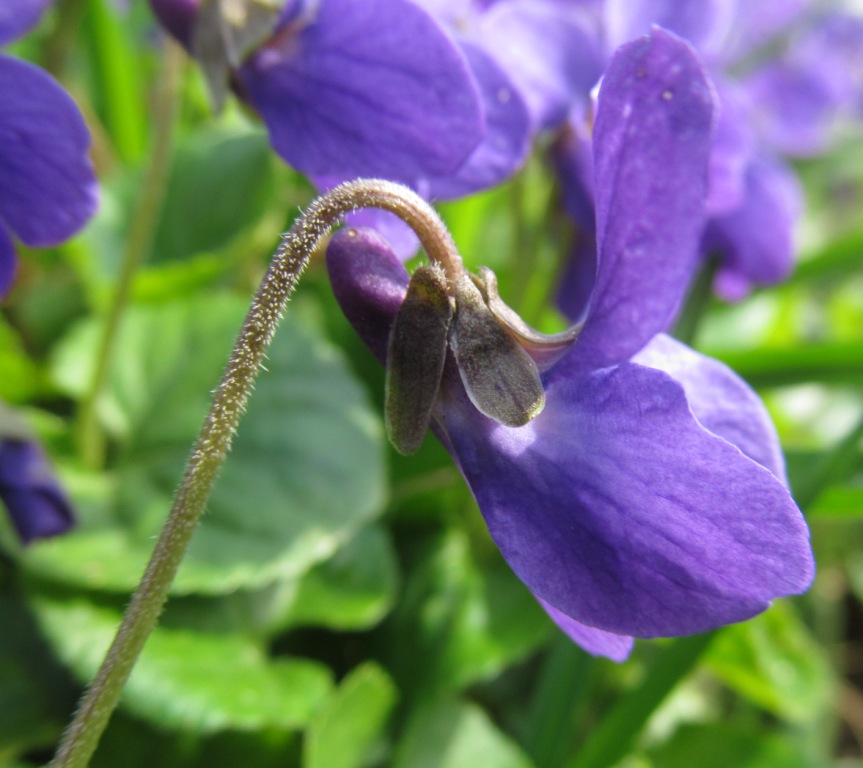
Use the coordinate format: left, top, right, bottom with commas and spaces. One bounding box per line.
671, 257, 718, 346
49, 180, 461, 768
75, 40, 184, 469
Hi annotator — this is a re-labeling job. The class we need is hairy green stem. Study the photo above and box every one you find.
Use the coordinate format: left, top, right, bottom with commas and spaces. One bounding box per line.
50, 179, 460, 768
75, 41, 184, 468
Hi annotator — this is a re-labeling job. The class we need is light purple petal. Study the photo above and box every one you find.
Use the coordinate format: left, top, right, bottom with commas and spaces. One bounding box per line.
0, 56, 98, 247
425, 41, 530, 199
745, 62, 842, 157
0, 0, 52, 46
538, 596, 634, 661
723, 0, 807, 63
0, 440, 75, 544
237, 0, 484, 181
604, 0, 735, 60
573, 28, 714, 374
633, 333, 787, 483
707, 81, 754, 215
0, 226, 16, 298
704, 156, 802, 301
479, 0, 604, 128
441, 361, 814, 638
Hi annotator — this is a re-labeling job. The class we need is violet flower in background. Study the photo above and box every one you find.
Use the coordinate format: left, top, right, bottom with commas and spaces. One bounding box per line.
554, 0, 863, 309
0, 0, 99, 298
0, 439, 75, 544
326, 30, 814, 661
149, 0, 490, 185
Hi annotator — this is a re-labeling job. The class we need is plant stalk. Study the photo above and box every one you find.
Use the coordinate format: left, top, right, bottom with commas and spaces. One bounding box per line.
50, 179, 461, 768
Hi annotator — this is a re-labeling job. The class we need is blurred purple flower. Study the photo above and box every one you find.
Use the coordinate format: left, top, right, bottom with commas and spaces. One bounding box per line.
0, 440, 75, 544
326, 31, 814, 660
0, 0, 99, 298
149, 0, 490, 185
555, 0, 863, 306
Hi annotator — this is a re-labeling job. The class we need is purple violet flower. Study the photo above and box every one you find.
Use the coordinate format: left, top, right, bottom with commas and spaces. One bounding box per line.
325, 30, 814, 661
554, 0, 863, 306
0, 439, 75, 544
0, 0, 99, 298
149, 0, 488, 185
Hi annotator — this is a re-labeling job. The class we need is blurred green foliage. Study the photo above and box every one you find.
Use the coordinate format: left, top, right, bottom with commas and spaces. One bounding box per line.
2, 1, 863, 767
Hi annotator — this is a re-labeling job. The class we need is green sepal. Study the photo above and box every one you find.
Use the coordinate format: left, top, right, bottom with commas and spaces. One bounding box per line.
193, 0, 286, 112
385, 265, 453, 455
449, 275, 545, 427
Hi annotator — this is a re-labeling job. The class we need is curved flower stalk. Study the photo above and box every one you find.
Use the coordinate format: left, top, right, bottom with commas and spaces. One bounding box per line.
0, 0, 99, 298
148, 0, 488, 185
553, 0, 863, 306
326, 29, 814, 660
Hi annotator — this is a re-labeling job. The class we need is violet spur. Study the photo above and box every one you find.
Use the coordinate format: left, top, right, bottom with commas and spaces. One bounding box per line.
326, 29, 814, 661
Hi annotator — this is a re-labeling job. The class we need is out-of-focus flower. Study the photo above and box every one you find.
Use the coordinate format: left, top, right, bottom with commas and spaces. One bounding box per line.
0, 1, 99, 298
554, 0, 863, 306
0, 439, 75, 544
325, 30, 814, 660
149, 0, 492, 185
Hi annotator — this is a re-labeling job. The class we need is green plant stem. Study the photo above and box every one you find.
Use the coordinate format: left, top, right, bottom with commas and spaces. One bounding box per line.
50, 180, 461, 768
75, 41, 184, 468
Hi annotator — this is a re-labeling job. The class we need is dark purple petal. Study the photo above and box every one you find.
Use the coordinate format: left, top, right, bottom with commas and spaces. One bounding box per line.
425, 41, 530, 199
0, 56, 98, 247
538, 596, 634, 661
0, 226, 16, 298
326, 227, 409, 363
555, 231, 597, 324
573, 29, 714, 374
633, 333, 787, 483
604, 0, 734, 60
237, 0, 484, 181
704, 156, 801, 301
479, 0, 604, 128
441, 362, 813, 638
0, 440, 75, 544
149, 0, 198, 47
0, 0, 52, 46
550, 117, 595, 232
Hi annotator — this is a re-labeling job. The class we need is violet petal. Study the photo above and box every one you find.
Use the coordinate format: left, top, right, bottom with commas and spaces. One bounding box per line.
633, 333, 787, 483
0, 0, 52, 46
479, 0, 604, 129
0, 440, 75, 544
574, 28, 715, 374
237, 0, 484, 181
704, 156, 802, 301
442, 361, 814, 638
0, 55, 98, 247
0, 226, 16, 298
326, 227, 408, 364
538, 596, 634, 661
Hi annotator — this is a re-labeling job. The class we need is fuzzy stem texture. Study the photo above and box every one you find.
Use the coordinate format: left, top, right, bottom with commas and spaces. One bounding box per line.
50, 179, 461, 768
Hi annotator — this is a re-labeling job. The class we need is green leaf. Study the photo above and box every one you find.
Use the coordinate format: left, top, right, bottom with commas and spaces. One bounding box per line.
159, 525, 397, 635
0, 591, 77, 758
0, 319, 42, 403
389, 529, 551, 697
150, 127, 275, 263
284, 524, 398, 631
305, 662, 398, 768
393, 699, 533, 768
648, 723, 810, 768
30, 594, 332, 733
705, 603, 833, 724
34, 295, 387, 594
707, 343, 863, 388
566, 633, 716, 768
